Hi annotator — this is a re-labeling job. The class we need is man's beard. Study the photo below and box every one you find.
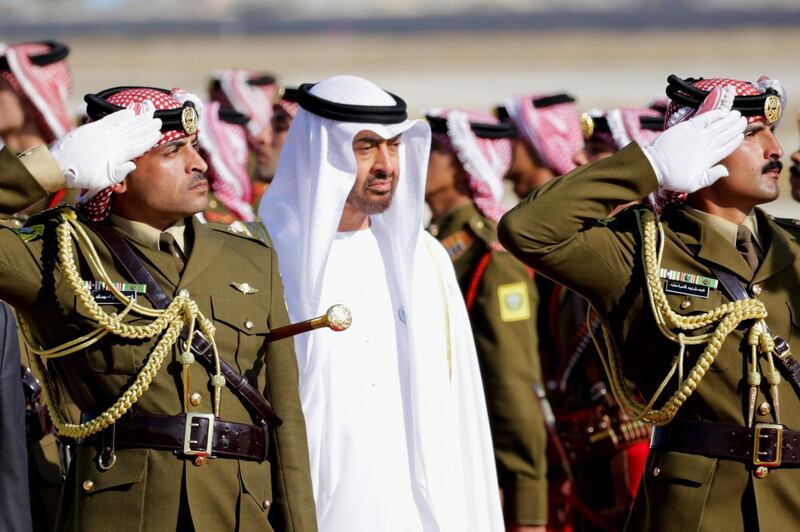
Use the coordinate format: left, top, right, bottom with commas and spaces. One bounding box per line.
346, 172, 395, 215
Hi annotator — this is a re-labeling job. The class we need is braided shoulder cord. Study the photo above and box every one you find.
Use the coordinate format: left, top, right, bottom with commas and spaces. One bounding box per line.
19, 210, 226, 439
592, 210, 772, 425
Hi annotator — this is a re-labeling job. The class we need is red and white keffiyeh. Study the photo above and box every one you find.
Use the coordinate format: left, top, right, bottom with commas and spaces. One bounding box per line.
78, 87, 199, 222
503, 93, 583, 176
603, 107, 664, 150
198, 101, 255, 221
212, 69, 277, 138
275, 92, 300, 119
0, 41, 73, 144
428, 108, 512, 222
653, 76, 786, 215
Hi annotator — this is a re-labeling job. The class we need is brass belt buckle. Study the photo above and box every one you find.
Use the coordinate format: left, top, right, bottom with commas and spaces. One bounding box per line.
183, 413, 215, 458
753, 423, 783, 467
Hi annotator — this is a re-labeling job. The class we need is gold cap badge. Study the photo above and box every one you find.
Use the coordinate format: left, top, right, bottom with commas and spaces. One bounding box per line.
580, 112, 595, 140
763, 94, 782, 125
272, 85, 286, 105
181, 106, 199, 134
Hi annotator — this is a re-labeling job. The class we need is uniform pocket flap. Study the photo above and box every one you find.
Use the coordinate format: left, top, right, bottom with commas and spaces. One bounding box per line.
652, 450, 716, 486
83, 449, 149, 494
239, 460, 272, 513
212, 296, 270, 335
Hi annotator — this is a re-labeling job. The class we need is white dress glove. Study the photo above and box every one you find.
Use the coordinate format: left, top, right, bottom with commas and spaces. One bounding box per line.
51, 103, 162, 199
642, 106, 746, 194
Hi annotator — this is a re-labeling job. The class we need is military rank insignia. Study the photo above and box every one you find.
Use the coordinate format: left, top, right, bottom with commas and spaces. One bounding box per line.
497, 282, 531, 322
440, 230, 475, 261
84, 280, 147, 306
14, 224, 44, 243
659, 268, 717, 299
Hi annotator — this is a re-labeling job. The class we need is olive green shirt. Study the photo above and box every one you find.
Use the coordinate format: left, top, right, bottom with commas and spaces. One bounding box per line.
429, 201, 547, 526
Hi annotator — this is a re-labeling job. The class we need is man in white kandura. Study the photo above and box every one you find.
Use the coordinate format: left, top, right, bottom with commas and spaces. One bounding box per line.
259, 75, 503, 532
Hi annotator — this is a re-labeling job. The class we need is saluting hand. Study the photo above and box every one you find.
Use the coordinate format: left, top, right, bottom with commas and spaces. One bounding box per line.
51, 101, 162, 200
641, 85, 746, 194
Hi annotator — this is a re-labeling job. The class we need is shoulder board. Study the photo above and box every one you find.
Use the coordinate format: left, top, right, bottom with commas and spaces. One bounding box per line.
467, 214, 505, 251
771, 216, 800, 232
12, 205, 73, 243
440, 229, 477, 261
209, 220, 272, 247
593, 204, 650, 227
24, 205, 74, 227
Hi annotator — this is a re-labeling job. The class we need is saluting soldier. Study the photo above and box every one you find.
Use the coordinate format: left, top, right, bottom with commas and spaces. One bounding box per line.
0, 86, 316, 531
499, 75, 798, 531
425, 109, 547, 531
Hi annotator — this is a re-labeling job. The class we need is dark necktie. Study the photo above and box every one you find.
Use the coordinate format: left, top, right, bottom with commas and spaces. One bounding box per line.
159, 232, 186, 274
736, 225, 760, 273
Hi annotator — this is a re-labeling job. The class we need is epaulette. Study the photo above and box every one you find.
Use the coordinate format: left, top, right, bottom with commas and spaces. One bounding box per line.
24, 204, 74, 227
771, 216, 800, 230
467, 215, 506, 253
771, 216, 800, 239
209, 220, 272, 247
11, 205, 72, 243
440, 229, 476, 261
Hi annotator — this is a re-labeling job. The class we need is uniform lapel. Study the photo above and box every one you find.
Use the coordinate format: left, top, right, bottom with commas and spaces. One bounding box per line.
753, 209, 799, 284
178, 216, 225, 289
668, 207, 754, 281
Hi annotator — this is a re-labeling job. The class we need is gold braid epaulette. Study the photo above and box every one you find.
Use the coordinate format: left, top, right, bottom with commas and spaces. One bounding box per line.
20, 209, 226, 440
591, 209, 780, 426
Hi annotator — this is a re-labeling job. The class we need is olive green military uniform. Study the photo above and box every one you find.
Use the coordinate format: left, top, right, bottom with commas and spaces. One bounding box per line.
499, 143, 800, 532
0, 146, 317, 532
428, 200, 547, 526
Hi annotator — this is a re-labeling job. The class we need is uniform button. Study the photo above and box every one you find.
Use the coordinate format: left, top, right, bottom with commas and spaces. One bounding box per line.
262, 499, 271, 510
209, 199, 218, 209
82, 479, 95, 492
758, 402, 771, 416
244, 320, 254, 330
193, 455, 207, 467
190, 392, 202, 406
178, 289, 190, 298
754, 466, 769, 479
475, 220, 485, 229
751, 284, 762, 296
680, 300, 692, 310
652, 467, 661, 477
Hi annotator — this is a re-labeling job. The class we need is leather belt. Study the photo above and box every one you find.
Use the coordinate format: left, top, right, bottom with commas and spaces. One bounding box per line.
83, 413, 267, 462
651, 419, 800, 468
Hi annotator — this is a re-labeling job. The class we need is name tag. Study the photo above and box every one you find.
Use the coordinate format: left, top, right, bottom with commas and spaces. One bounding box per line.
91, 290, 139, 306
664, 280, 710, 299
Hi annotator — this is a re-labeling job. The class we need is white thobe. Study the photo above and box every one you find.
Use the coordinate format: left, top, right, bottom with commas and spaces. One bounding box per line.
309, 228, 424, 531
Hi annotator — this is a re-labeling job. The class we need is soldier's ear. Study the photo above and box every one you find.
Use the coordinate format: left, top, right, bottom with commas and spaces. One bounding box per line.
111, 179, 128, 194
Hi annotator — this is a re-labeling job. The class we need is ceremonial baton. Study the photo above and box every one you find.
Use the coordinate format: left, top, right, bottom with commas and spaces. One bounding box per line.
265, 304, 352, 342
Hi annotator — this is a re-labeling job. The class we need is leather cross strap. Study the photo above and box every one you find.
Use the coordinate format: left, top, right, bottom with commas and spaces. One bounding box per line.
88, 223, 282, 426
708, 266, 800, 392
